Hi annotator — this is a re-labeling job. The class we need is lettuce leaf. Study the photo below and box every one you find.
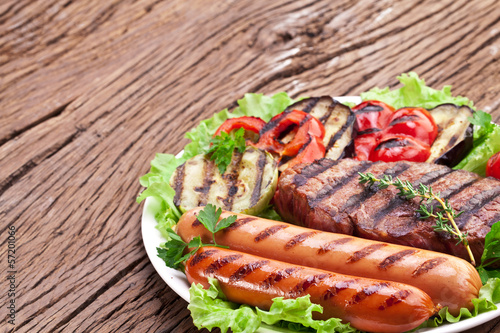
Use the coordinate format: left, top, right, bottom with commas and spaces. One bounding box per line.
137, 92, 295, 236
360, 72, 474, 109
188, 279, 358, 333
453, 110, 500, 176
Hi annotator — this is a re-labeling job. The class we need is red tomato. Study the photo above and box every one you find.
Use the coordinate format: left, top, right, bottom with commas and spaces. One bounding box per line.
370, 136, 431, 163
384, 107, 438, 146
214, 116, 266, 137
352, 100, 395, 134
486, 152, 500, 179
354, 133, 380, 161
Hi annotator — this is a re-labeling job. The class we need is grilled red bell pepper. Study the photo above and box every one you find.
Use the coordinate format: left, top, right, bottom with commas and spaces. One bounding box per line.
256, 110, 326, 167
213, 116, 266, 138
352, 100, 438, 163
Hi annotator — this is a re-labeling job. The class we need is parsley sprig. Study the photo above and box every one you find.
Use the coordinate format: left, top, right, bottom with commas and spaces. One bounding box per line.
208, 128, 246, 174
157, 204, 237, 270
359, 172, 475, 265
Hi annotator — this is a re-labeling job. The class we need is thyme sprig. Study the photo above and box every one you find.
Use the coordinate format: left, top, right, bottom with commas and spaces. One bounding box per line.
359, 172, 475, 266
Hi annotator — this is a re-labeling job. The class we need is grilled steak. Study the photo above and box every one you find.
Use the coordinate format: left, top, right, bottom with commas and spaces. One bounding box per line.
274, 158, 500, 264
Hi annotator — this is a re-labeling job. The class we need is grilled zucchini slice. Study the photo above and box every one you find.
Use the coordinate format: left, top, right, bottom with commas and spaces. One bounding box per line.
170, 147, 278, 215
284, 96, 356, 160
427, 104, 473, 166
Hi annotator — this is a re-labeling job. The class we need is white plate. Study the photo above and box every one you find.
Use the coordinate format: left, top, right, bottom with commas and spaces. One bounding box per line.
141, 95, 500, 332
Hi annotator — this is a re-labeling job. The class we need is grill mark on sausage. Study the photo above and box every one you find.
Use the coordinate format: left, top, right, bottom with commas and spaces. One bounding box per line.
342, 162, 411, 213
322, 279, 359, 300
378, 290, 411, 310
196, 160, 216, 206
379, 249, 417, 270
285, 231, 319, 249
453, 185, 500, 229
204, 254, 243, 275
317, 237, 353, 255
229, 260, 269, 281
325, 112, 355, 151
310, 162, 372, 208
254, 225, 288, 242
189, 249, 219, 267
292, 158, 339, 187
350, 282, 390, 305
372, 167, 452, 226
347, 244, 387, 263
221, 151, 244, 210
261, 267, 302, 289
250, 150, 268, 208
223, 217, 258, 231
289, 273, 330, 297
192, 218, 202, 227
412, 257, 448, 277
172, 162, 186, 206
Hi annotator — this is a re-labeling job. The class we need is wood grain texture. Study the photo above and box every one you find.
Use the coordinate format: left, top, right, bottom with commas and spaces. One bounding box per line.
0, 0, 499, 332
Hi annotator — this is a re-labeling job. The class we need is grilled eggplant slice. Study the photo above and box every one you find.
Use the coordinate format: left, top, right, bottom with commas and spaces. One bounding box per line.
427, 104, 473, 166
284, 96, 356, 160
170, 147, 278, 215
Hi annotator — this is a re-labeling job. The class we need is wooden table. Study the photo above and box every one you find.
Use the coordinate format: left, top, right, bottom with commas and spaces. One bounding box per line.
2, 0, 500, 332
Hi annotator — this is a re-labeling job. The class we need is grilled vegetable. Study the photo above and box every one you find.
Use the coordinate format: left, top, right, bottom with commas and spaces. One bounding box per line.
283, 96, 356, 160
486, 152, 500, 179
170, 147, 278, 214
185, 246, 437, 333
426, 103, 474, 166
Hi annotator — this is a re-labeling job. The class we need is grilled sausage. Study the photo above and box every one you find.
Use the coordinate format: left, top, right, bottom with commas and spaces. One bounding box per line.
177, 207, 482, 315
185, 247, 436, 333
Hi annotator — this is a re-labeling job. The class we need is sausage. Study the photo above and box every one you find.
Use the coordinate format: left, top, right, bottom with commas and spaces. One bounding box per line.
185, 246, 436, 333
177, 207, 482, 315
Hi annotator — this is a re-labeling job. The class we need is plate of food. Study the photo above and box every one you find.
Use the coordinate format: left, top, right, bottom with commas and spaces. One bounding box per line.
139, 72, 500, 333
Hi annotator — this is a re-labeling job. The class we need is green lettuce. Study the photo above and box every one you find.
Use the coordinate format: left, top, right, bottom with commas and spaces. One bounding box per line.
453, 110, 500, 176
188, 279, 357, 333
137, 92, 295, 235
360, 72, 474, 109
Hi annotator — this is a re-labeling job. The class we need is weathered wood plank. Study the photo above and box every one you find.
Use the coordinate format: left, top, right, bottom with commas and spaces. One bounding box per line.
0, 0, 499, 332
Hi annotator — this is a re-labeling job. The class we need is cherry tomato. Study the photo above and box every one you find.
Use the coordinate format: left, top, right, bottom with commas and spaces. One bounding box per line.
370, 136, 431, 163
354, 133, 379, 161
384, 107, 438, 147
213, 116, 266, 138
352, 100, 395, 134
486, 152, 500, 180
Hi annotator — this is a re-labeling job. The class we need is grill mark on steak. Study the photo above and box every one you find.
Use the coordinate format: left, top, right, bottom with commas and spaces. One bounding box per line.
487, 212, 500, 227
289, 273, 331, 297
292, 158, 339, 187
309, 161, 372, 208
378, 249, 417, 270
317, 237, 353, 255
229, 260, 269, 281
204, 254, 242, 275
322, 279, 359, 300
378, 290, 411, 310
223, 217, 257, 231
371, 166, 453, 226
190, 249, 219, 267
285, 231, 319, 249
261, 267, 302, 289
342, 162, 411, 213
453, 185, 500, 229
254, 225, 288, 242
350, 282, 390, 305
412, 257, 448, 277
347, 244, 387, 263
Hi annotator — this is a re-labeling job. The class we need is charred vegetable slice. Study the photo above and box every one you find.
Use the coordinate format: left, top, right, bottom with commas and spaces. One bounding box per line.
427, 104, 474, 166
284, 96, 356, 160
170, 147, 278, 215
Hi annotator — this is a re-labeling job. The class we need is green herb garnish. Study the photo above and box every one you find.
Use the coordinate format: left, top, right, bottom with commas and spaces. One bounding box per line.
358, 172, 475, 265
156, 204, 237, 270
208, 127, 246, 174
